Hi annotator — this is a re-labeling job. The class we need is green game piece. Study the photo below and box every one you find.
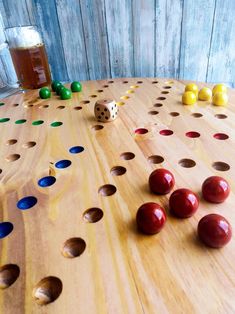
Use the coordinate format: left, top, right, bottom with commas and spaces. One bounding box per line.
60, 88, 72, 100
71, 81, 82, 92
51, 121, 63, 127
51, 80, 62, 92
56, 85, 66, 96
39, 87, 51, 99
0, 103, 5, 106
15, 119, 27, 124
32, 120, 44, 125
0, 118, 10, 123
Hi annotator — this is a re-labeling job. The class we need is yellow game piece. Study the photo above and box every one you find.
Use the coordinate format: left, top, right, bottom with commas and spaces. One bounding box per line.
185, 83, 198, 96
212, 84, 227, 95
182, 91, 197, 105
212, 92, 228, 106
198, 87, 212, 101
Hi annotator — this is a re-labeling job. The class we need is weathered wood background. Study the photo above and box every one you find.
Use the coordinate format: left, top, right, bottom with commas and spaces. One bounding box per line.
0, 0, 235, 87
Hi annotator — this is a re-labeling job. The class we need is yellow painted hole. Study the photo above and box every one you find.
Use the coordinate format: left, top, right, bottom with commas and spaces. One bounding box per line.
126, 90, 134, 94
120, 96, 130, 100
130, 85, 139, 89
164, 80, 174, 85
116, 102, 125, 106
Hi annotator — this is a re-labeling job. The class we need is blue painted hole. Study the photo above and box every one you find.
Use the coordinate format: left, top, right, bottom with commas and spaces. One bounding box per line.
0, 222, 13, 239
69, 146, 84, 154
17, 196, 37, 210
55, 160, 72, 169
38, 176, 56, 187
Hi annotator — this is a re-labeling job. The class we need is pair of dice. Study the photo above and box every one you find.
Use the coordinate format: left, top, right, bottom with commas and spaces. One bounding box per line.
94, 99, 118, 122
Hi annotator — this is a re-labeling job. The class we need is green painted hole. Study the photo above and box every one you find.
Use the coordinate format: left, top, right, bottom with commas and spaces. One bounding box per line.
0, 118, 10, 123
15, 119, 27, 124
0, 103, 5, 106
32, 120, 44, 126
51, 121, 63, 127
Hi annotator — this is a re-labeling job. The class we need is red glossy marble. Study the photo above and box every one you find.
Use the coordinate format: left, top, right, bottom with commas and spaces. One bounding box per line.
198, 214, 232, 248
202, 176, 230, 203
169, 188, 199, 218
149, 168, 175, 195
136, 202, 166, 235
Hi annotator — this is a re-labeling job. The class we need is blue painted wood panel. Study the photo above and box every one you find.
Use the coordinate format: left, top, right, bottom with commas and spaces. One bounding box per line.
155, 0, 183, 78
179, 0, 216, 82
206, 0, 235, 87
0, 0, 235, 87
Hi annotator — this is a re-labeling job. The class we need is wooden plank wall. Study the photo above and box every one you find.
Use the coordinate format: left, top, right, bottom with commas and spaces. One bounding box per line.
0, 0, 234, 87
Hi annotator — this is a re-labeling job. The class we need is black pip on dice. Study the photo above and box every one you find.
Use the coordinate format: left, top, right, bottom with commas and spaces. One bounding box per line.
94, 99, 118, 122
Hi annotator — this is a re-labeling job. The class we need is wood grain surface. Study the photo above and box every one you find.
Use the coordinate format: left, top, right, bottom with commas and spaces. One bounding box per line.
0, 78, 235, 314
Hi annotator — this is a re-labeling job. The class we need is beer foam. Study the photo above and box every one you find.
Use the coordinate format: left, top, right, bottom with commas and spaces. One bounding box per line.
8, 27, 42, 49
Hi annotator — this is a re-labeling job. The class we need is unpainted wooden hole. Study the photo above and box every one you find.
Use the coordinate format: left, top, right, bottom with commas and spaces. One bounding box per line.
83, 208, 103, 223
13, 103, 19, 107
123, 81, 128, 84
22, 141, 36, 148
161, 91, 169, 94
57, 105, 65, 109
120, 152, 135, 160
154, 103, 163, 107
97, 90, 103, 93
98, 184, 117, 196
92, 125, 104, 131
163, 86, 172, 89
152, 81, 158, 84
32, 276, 63, 305
157, 97, 166, 100
62, 238, 86, 258
6, 154, 20, 162
212, 161, 230, 171
148, 155, 164, 164
74, 106, 82, 110
148, 110, 159, 115
170, 112, 180, 117
6, 139, 17, 145
0, 264, 20, 289
215, 114, 227, 119
110, 166, 127, 176
80, 100, 90, 105
179, 158, 196, 168
191, 113, 203, 118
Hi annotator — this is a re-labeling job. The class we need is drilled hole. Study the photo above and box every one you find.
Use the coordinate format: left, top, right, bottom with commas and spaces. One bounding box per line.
80, 100, 90, 105
33, 276, 63, 305
186, 131, 200, 138
126, 90, 134, 94
123, 81, 128, 84
97, 89, 103, 93
148, 155, 164, 164
137, 81, 143, 84
98, 184, 117, 196
212, 161, 230, 171
191, 113, 203, 118
110, 166, 126, 176
0, 264, 20, 289
215, 114, 227, 119
116, 102, 125, 106
154, 103, 163, 107
13, 103, 19, 107
157, 97, 166, 100
6, 139, 17, 145
213, 133, 229, 140
135, 128, 148, 134
74, 106, 82, 110
92, 125, 104, 131
179, 158, 196, 168
163, 86, 172, 89
103, 85, 109, 88
57, 105, 65, 109
90, 95, 97, 98
6, 154, 20, 162
170, 112, 180, 117
130, 85, 139, 89
161, 91, 169, 94
159, 129, 173, 136
152, 81, 158, 84
83, 208, 103, 223
108, 80, 114, 83
120, 96, 130, 100
148, 110, 159, 115
24, 104, 33, 108
22, 141, 36, 148
120, 152, 135, 160
62, 238, 86, 258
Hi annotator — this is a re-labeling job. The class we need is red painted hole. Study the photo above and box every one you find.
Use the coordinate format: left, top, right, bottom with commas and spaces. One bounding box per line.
135, 128, 148, 135
186, 131, 200, 138
159, 129, 173, 136
213, 133, 229, 140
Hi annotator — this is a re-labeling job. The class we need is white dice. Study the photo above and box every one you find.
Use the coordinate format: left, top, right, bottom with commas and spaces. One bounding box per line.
94, 99, 118, 122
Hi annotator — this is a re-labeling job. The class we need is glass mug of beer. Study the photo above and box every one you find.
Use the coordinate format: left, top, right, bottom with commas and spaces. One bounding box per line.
5, 26, 51, 89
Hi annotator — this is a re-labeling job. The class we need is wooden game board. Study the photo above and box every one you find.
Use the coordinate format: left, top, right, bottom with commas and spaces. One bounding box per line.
0, 78, 235, 314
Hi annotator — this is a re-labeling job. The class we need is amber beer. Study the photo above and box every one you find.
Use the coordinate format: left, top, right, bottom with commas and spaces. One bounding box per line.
5, 26, 51, 89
